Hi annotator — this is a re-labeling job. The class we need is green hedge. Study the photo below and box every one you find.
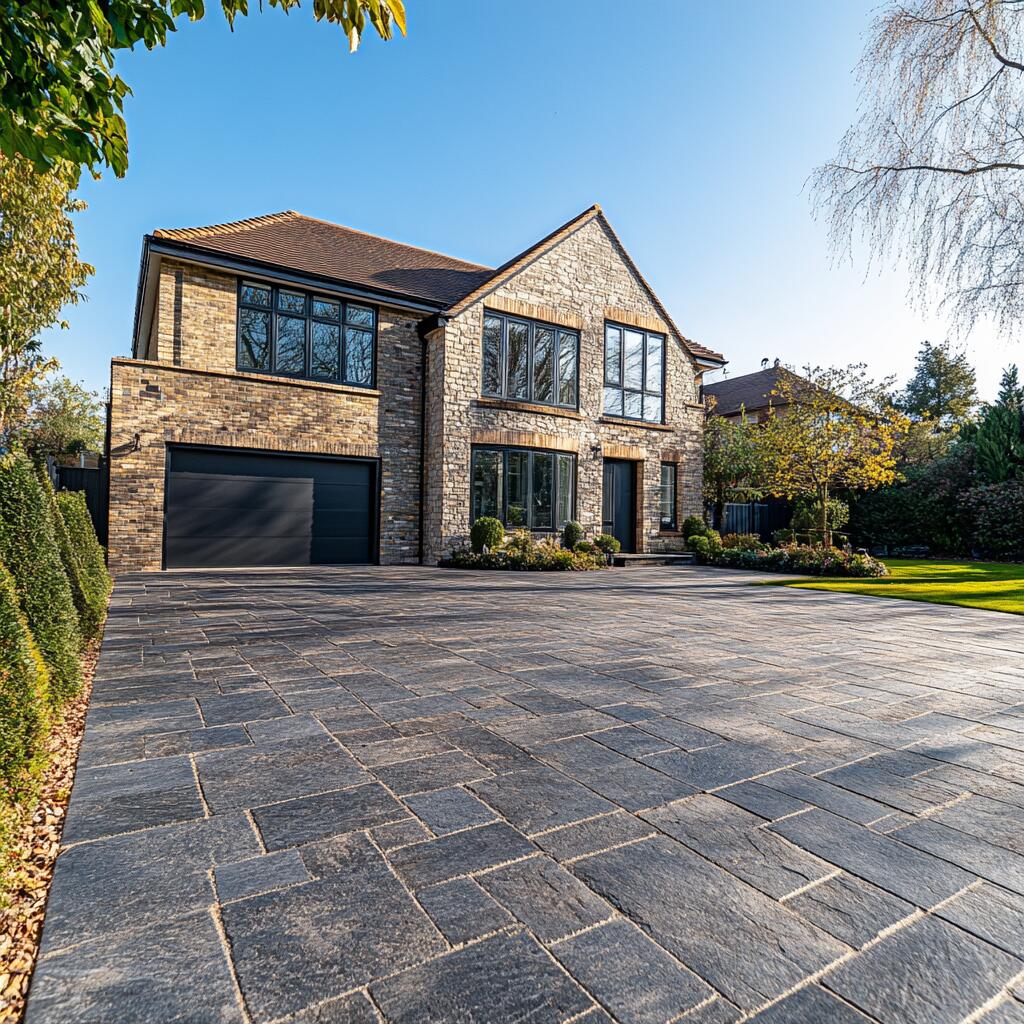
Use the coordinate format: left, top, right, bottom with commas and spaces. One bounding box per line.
695, 542, 889, 578
0, 454, 82, 704
0, 563, 49, 800
39, 470, 95, 639
56, 490, 111, 638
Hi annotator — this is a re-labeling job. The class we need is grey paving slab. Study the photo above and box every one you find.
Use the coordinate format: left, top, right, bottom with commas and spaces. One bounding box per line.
476, 855, 612, 941
370, 931, 594, 1023
29, 566, 1024, 1023
551, 918, 714, 1022
823, 915, 1023, 1023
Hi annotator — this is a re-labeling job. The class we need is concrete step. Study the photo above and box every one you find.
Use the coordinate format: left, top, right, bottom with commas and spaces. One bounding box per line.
612, 552, 695, 568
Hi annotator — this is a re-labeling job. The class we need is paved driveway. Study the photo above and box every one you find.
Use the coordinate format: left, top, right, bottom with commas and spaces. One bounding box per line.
26, 566, 1024, 1023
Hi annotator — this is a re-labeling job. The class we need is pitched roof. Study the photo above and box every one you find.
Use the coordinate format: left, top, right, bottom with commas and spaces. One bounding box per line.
444, 204, 725, 365
149, 207, 725, 364
153, 211, 493, 307
703, 365, 792, 416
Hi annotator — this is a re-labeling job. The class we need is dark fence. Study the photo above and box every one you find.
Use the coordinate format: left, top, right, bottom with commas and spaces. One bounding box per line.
720, 500, 790, 541
54, 460, 108, 546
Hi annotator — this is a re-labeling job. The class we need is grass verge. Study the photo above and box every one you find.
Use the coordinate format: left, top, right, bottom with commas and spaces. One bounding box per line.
779, 558, 1024, 615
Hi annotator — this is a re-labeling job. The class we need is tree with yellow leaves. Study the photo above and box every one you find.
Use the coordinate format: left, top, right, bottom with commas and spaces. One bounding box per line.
756, 364, 908, 548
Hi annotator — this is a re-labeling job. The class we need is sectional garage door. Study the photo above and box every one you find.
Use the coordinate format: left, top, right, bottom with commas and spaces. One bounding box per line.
164, 447, 376, 569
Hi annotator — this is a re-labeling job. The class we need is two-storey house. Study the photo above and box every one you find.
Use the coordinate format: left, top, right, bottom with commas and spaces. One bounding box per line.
108, 205, 725, 572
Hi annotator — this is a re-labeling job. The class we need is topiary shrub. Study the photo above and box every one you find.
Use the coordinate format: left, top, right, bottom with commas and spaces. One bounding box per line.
573, 539, 598, 555
0, 453, 82, 705
681, 515, 709, 540
593, 533, 621, 554
561, 520, 584, 550
56, 490, 111, 637
470, 516, 504, 554
688, 535, 711, 560
0, 562, 50, 802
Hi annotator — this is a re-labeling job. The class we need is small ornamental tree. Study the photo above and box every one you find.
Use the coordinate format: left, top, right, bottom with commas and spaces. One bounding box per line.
0, 562, 49, 800
755, 364, 907, 548
0, 453, 82, 704
702, 410, 763, 527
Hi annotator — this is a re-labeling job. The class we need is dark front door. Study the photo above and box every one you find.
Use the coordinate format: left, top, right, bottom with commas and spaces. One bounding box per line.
602, 459, 636, 553
164, 447, 376, 569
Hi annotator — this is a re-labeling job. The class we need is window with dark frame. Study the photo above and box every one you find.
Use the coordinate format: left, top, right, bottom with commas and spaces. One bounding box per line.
471, 446, 576, 531
660, 462, 678, 531
603, 322, 665, 423
237, 280, 376, 388
481, 311, 578, 409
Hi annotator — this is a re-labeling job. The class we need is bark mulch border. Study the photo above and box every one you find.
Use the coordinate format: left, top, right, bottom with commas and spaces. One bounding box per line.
0, 637, 100, 1024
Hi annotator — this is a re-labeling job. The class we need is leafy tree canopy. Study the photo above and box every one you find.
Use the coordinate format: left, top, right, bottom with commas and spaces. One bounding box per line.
16, 376, 106, 462
899, 340, 977, 427
0, 154, 92, 437
702, 408, 764, 526
755, 364, 908, 546
1, 0, 406, 178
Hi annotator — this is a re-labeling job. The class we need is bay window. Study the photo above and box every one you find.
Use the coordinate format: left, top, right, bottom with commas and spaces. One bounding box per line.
471, 446, 576, 530
237, 280, 375, 387
603, 322, 665, 423
481, 311, 578, 409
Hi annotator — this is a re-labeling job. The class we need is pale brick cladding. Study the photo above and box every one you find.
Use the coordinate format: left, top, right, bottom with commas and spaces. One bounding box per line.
423, 217, 704, 563
108, 259, 423, 573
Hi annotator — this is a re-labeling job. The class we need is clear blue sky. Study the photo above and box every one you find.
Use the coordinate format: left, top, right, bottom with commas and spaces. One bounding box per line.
48, 0, 1014, 401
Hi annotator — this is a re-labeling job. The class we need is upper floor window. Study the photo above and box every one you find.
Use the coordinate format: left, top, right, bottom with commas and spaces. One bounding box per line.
481, 311, 578, 409
237, 281, 376, 387
603, 322, 664, 423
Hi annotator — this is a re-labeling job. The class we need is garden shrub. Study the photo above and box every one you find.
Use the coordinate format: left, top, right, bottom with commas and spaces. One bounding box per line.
573, 539, 598, 555
0, 453, 82, 704
443, 530, 604, 571
720, 532, 765, 551
687, 536, 711, 558
0, 563, 49, 801
38, 472, 95, 639
681, 515, 709, 540
593, 533, 621, 554
561, 520, 584, 550
964, 482, 1024, 561
470, 516, 504, 554
790, 496, 849, 535
690, 540, 888, 578
56, 490, 111, 637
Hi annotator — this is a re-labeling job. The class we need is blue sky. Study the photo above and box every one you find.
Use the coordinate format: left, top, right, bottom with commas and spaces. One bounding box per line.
49, 0, 1013, 400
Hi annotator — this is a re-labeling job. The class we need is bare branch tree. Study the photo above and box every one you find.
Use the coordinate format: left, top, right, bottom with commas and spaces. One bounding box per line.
813, 0, 1024, 336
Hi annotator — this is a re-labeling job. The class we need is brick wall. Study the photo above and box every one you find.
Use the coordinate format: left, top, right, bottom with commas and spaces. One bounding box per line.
424, 216, 705, 562
108, 261, 423, 572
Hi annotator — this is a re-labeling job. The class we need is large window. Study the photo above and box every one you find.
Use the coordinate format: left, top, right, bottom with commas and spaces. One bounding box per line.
237, 281, 376, 387
660, 462, 677, 531
471, 446, 575, 530
603, 322, 665, 423
481, 311, 578, 409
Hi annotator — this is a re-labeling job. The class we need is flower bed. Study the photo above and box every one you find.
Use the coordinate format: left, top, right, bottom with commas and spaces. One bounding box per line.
442, 521, 614, 571
696, 542, 889, 578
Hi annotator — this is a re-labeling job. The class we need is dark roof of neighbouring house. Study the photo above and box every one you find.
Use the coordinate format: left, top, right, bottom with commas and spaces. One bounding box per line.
145, 207, 725, 365
153, 211, 494, 308
703, 365, 793, 416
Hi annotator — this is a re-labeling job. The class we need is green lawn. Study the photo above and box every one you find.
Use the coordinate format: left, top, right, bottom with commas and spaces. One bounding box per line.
780, 559, 1024, 615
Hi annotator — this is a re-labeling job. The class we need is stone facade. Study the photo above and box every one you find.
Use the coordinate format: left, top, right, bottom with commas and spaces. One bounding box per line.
422, 216, 704, 563
108, 218, 710, 572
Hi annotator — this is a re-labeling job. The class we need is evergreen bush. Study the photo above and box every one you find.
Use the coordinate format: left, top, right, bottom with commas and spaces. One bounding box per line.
56, 490, 111, 637
38, 472, 93, 638
470, 516, 504, 554
0, 453, 82, 704
681, 515, 708, 540
561, 520, 584, 549
0, 563, 49, 800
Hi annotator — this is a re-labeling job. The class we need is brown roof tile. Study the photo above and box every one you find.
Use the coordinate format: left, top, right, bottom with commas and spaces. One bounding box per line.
703, 365, 807, 416
153, 211, 493, 307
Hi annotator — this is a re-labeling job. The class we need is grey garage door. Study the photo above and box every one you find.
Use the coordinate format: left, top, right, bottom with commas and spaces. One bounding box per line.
165, 447, 376, 569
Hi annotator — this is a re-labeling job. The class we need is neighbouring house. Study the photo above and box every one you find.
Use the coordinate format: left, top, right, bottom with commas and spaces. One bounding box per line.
701, 359, 794, 423
107, 205, 725, 572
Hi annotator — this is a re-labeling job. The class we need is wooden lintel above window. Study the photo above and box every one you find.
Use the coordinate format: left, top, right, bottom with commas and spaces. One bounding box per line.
604, 307, 670, 335
602, 442, 646, 461
471, 428, 579, 452
485, 297, 584, 331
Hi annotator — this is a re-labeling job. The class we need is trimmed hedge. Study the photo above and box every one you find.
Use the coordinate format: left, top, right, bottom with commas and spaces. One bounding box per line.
39, 471, 95, 639
0, 563, 49, 800
0, 454, 82, 704
56, 490, 111, 637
